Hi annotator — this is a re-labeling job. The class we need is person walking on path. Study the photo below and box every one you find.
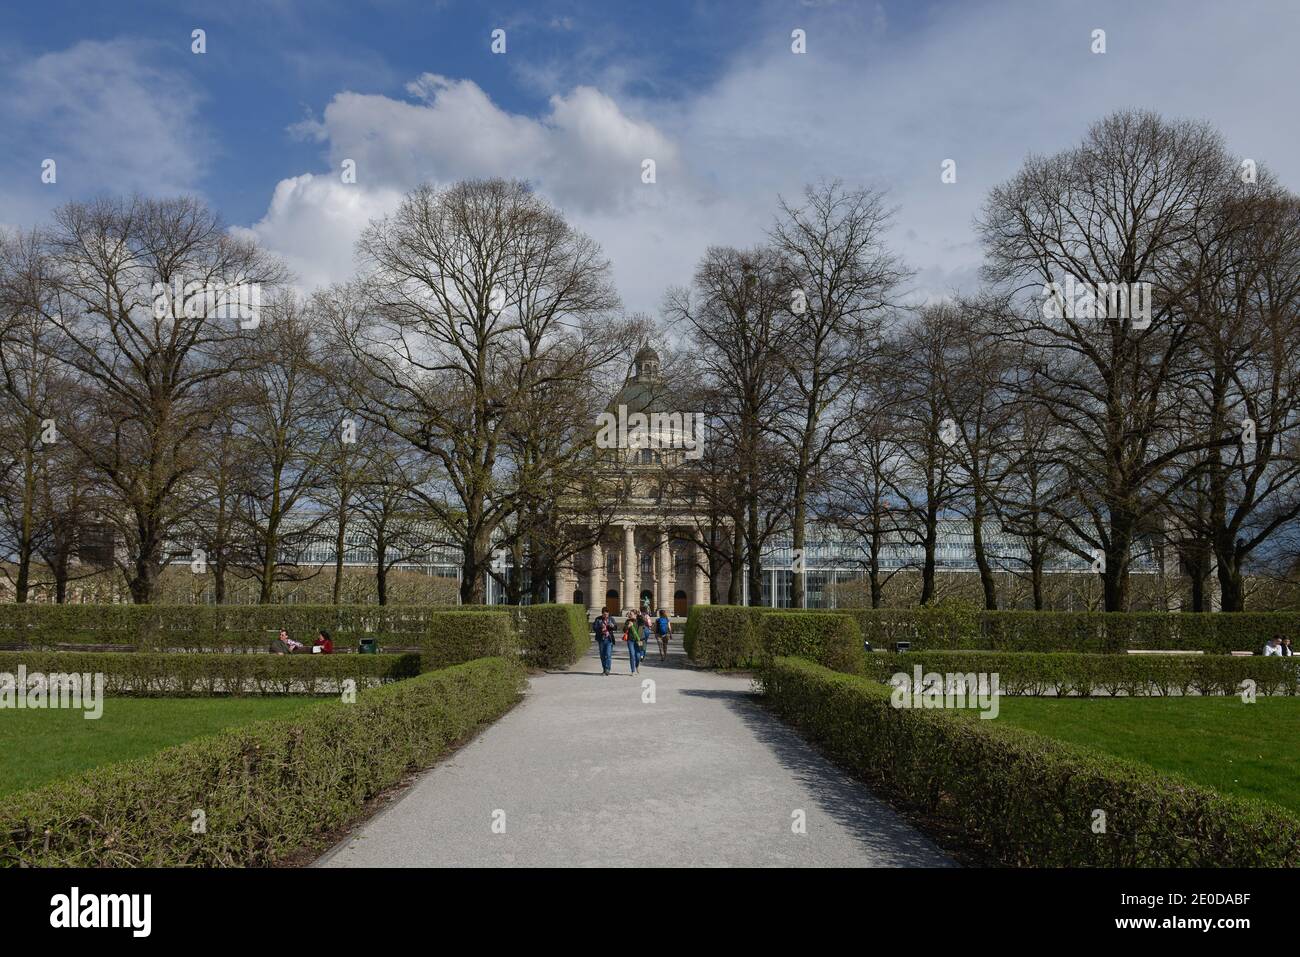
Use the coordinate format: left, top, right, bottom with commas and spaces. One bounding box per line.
593, 611, 616, 675
638, 611, 653, 663
623, 611, 642, 674
654, 609, 672, 661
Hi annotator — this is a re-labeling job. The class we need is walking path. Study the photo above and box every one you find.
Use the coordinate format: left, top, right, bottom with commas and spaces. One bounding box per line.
317, 643, 950, 867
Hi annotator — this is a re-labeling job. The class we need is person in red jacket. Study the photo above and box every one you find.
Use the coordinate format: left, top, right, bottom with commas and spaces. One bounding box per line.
313, 629, 334, 654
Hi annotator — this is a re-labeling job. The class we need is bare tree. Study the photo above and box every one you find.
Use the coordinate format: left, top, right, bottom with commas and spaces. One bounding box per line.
770, 180, 907, 607
1167, 184, 1300, 610
334, 180, 624, 603
228, 293, 332, 603
41, 196, 284, 603
667, 246, 796, 606
886, 306, 962, 605
978, 110, 1246, 610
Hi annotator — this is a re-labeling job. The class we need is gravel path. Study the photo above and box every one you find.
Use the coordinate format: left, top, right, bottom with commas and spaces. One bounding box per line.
317, 643, 951, 868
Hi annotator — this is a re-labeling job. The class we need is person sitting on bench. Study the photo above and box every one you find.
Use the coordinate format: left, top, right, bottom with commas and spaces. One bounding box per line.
312, 630, 334, 654
270, 628, 304, 655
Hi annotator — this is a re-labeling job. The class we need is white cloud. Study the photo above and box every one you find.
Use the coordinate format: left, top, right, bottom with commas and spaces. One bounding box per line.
231, 174, 404, 293
242, 0, 1300, 312
0, 39, 209, 230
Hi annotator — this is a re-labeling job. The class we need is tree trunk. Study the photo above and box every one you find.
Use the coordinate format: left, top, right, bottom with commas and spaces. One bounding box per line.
1217, 559, 1245, 613
332, 510, 347, 605
14, 554, 30, 604
727, 519, 743, 604
375, 526, 388, 606
1030, 550, 1044, 611
460, 529, 489, 604
746, 501, 763, 607
1102, 520, 1133, 608
920, 504, 938, 605
791, 474, 808, 609
971, 504, 997, 610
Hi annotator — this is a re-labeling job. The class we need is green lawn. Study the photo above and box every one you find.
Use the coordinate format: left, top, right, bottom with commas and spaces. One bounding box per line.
0, 697, 318, 797
991, 696, 1300, 817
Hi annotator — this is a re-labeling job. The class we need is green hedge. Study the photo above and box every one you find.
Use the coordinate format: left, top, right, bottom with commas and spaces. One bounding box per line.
758, 656, 1300, 866
684, 607, 866, 673
521, 604, 589, 669
864, 650, 1299, 697
398, 612, 517, 670
0, 604, 441, 651
683, 605, 764, 667
848, 607, 1300, 654
0, 656, 527, 866
0, 651, 421, 697
759, 612, 865, 674
0, 602, 590, 667
680, 603, 1300, 655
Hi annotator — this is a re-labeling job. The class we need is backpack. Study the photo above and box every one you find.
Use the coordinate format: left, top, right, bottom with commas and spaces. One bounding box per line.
656, 615, 669, 635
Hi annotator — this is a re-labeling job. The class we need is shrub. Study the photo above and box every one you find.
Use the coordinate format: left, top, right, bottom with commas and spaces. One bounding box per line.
402, 612, 517, 670
0, 602, 594, 657
0, 656, 527, 866
758, 656, 1300, 866
460, 604, 590, 668
683, 605, 764, 667
835, 609, 1300, 654
863, 650, 1298, 697
759, 612, 865, 674
514, 604, 589, 668
0, 604, 449, 652
0, 651, 421, 697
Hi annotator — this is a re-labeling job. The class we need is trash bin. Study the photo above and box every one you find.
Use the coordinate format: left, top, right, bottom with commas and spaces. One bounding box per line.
358, 637, 378, 655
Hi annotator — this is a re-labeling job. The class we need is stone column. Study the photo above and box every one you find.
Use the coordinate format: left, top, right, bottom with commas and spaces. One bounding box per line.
590, 539, 605, 614
558, 552, 575, 604
623, 524, 638, 613
658, 531, 672, 614
693, 539, 709, 609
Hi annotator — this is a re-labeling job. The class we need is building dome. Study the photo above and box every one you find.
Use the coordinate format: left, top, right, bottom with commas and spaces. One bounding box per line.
631, 345, 661, 385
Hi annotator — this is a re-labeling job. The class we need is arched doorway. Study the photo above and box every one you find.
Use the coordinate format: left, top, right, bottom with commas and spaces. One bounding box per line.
573, 589, 584, 607
605, 589, 619, 614
674, 589, 688, 617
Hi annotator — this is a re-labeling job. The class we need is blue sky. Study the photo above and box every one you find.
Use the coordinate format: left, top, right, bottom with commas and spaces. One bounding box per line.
3, 0, 1300, 312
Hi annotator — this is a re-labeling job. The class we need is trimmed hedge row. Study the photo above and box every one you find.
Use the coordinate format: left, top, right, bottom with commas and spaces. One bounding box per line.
401, 612, 516, 671
758, 656, 1300, 866
760, 612, 866, 674
0, 651, 421, 697
684, 604, 1300, 656
683, 606, 763, 667
848, 607, 1300, 654
683, 606, 864, 673
457, 604, 589, 669
0, 604, 430, 651
0, 656, 527, 866
0, 602, 589, 668
864, 650, 1300, 697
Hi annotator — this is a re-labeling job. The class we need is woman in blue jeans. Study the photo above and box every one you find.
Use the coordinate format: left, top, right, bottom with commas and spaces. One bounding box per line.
622, 612, 641, 674
594, 611, 615, 675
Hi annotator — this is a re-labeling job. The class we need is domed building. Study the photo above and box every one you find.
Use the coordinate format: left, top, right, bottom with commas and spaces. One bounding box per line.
557, 346, 714, 617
